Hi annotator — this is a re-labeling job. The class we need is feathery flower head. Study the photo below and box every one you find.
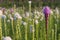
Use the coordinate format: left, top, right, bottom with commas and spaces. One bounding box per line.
14, 12, 22, 19
40, 16, 44, 21
1, 15, 6, 19
7, 19, 10, 23
50, 9, 53, 15
43, 6, 51, 15
3, 36, 12, 40
22, 21, 27, 25
35, 15, 39, 19
25, 12, 29, 17
28, 1, 32, 4
35, 20, 38, 24
55, 7, 59, 14
34, 10, 40, 16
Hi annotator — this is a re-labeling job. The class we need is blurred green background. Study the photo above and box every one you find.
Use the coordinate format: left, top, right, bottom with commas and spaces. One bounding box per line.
0, 0, 60, 8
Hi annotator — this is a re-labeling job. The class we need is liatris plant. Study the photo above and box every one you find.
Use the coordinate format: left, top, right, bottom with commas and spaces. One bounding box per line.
43, 6, 51, 40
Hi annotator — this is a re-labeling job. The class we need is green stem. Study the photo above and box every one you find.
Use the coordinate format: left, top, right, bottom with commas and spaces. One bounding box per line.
52, 29, 54, 40
25, 24, 27, 40
55, 24, 57, 40
0, 17, 2, 40
4, 18, 7, 36
35, 22, 38, 40
11, 19, 14, 40
58, 34, 60, 40
29, 2, 31, 18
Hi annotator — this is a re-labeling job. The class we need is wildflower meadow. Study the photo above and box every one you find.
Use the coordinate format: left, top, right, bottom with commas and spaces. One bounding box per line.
0, 1, 60, 40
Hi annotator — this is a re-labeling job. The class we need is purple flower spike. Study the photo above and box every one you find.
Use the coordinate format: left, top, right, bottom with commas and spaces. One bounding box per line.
43, 6, 51, 39
43, 6, 51, 15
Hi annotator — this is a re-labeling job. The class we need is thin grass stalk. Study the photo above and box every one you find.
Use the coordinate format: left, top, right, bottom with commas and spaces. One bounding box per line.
41, 17, 46, 40
58, 34, 60, 40
35, 22, 38, 40
43, 18, 46, 40
48, 14, 52, 40
25, 18, 28, 40
29, 19, 34, 40
29, 1, 31, 18
32, 19, 34, 40
39, 19, 43, 40
55, 24, 57, 40
18, 19, 21, 40
15, 19, 21, 40
11, 19, 14, 40
25, 22, 27, 40
52, 29, 54, 40
4, 18, 7, 36
13, 4, 16, 11
15, 19, 19, 40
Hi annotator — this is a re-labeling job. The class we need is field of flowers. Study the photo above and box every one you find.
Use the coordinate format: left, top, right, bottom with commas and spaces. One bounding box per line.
0, 1, 60, 40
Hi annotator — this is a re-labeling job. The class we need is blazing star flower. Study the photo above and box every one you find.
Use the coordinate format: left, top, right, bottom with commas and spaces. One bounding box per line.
43, 6, 51, 35
43, 6, 51, 15
2, 36, 12, 40
43, 6, 51, 23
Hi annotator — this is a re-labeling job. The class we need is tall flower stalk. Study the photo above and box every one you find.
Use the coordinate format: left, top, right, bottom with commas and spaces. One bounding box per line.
35, 19, 39, 40
10, 18, 14, 40
32, 19, 34, 40
43, 6, 51, 40
0, 16, 2, 40
4, 18, 7, 36
29, 1, 31, 18
55, 24, 57, 40
25, 23, 27, 40
2, 15, 7, 36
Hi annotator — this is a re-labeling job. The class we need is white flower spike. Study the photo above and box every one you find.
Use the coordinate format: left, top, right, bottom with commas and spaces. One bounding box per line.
28, 1, 32, 4
3, 36, 12, 40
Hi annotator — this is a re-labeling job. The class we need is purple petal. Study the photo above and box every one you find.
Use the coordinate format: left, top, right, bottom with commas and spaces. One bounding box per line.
43, 6, 51, 14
